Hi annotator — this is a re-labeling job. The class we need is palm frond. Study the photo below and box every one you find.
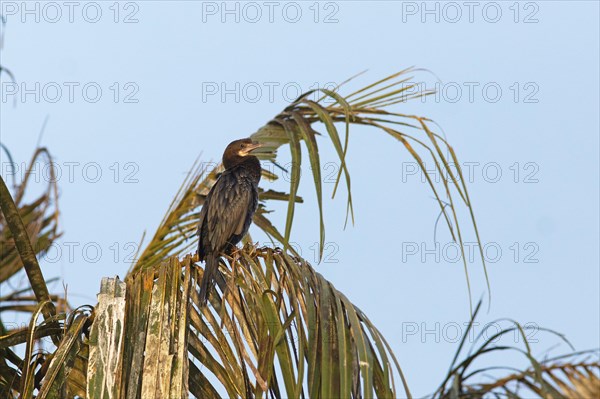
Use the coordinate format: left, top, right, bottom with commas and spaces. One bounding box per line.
129, 69, 488, 312
0, 156, 60, 328
120, 248, 411, 398
0, 147, 85, 398
433, 302, 600, 398
0, 148, 61, 283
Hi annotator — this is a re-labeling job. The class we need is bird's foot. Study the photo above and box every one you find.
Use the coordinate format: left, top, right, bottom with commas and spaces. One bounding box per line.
227, 246, 244, 259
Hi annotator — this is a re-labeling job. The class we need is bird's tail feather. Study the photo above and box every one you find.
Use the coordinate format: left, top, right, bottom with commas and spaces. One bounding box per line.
199, 255, 218, 307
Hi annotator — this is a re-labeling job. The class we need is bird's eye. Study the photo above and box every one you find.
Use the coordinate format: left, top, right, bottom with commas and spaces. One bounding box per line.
241, 143, 246, 148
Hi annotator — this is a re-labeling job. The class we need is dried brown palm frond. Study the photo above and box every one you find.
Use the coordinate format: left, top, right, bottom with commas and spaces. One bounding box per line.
0, 148, 63, 326
433, 302, 600, 398
0, 148, 61, 284
0, 147, 85, 398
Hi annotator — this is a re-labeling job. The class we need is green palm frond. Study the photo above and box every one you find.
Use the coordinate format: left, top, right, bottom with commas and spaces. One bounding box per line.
130, 68, 488, 312
129, 158, 213, 271
124, 249, 411, 398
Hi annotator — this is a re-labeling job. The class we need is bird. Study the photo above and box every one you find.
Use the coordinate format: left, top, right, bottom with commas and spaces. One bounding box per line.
197, 138, 263, 306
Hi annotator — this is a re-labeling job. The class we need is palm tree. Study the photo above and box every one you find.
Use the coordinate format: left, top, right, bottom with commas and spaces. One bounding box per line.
1, 70, 598, 398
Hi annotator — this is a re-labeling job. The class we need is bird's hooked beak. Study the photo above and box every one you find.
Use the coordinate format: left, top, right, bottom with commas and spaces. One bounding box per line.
239, 142, 263, 156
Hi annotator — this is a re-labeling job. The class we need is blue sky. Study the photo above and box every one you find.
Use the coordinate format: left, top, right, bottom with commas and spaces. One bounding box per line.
1, 1, 599, 396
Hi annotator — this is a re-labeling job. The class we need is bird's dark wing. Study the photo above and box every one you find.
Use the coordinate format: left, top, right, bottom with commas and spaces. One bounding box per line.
200, 172, 255, 253
196, 195, 208, 235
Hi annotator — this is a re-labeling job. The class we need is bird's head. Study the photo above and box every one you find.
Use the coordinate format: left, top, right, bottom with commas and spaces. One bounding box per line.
222, 138, 263, 169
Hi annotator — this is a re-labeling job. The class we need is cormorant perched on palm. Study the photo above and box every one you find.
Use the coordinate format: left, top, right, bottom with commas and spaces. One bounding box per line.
197, 138, 263, 306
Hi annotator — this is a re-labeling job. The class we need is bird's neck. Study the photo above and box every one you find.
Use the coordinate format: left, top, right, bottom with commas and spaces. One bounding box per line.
225, 156, 261, 180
